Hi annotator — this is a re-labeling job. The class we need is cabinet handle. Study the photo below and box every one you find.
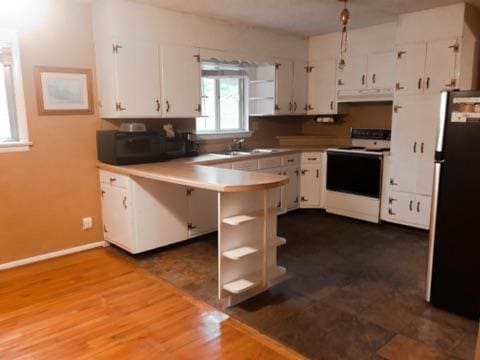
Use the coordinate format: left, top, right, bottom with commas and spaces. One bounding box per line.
418, 78, 422, 90
109, 177, 117, 183
397, 50, 407, 59
288, 102, 293, 112
390, 178, 398, 186
338, 79, 345, 86
287, 159, 294, 163
122, 196, 127, 209
156, 99, 161, 112
417, 201, 421, 213
330, 101, 334, 111
301, 196, 308, 202
426, 77, 430, 89
421, 142, 424, 154
307, 104, 314, 111
101, 190, 106, 198
293, 102, 298, 112
301, 169, 309, 175
449, 43, 460, 52
275, 104, 280, 111
188, 223, 197, 231
388, 208, 397, 216
413, 142, 417, 153
194, 104, 202, 113
277, 201, 282, 208
115, 102, 126, 112
388, 197, 397, 205
316, 169, 319, 178
166, 100, 170, 112
362, 74, 366, 86
294, 196, 299, 204
394, 105, 402, 113
395, 82, 404, 91
294, 170, 299, 176
409, 200, 413, 211
103, 225, 108, 233
445, 79, 456, 88
372, 73, 376, 84
307, 157, 318, 161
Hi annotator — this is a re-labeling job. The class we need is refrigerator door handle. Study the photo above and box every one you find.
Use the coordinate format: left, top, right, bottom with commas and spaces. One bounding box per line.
436, 91, 449, 153
425, 161, 442, 302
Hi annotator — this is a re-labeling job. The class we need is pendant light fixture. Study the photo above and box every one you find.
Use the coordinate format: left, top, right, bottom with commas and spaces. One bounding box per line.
338, 0, 350, 70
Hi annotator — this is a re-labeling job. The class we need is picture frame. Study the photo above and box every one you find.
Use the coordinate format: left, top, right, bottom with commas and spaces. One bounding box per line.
34, 66, 94, 115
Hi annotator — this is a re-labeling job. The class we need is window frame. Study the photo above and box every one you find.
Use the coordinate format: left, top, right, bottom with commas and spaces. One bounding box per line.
0, 29, 30, 153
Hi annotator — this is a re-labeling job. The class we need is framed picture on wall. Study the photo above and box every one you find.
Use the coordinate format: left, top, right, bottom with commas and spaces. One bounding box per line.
34, 66, 94, 115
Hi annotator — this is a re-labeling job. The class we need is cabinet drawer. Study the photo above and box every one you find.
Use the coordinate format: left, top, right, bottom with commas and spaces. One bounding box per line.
259, 156, 282, 169
212, 162, 232, 169
301, 152, 323, 164
232, 159, 259, 171
282, 154, 300, 166
99, 170, 130, 189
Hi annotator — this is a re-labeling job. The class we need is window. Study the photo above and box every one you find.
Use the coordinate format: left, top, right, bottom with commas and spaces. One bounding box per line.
196, 62, 248, 134
0, 29, 29, 152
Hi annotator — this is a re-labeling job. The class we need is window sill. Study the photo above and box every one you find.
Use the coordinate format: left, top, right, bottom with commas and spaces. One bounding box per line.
194, 131, 253, 141
0, 141, 32, 153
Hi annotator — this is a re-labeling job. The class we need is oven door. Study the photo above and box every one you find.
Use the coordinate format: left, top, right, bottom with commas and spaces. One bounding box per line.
327, 151, 383, 198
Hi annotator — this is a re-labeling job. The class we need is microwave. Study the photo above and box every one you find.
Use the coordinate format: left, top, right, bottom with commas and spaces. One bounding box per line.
96, 130, 198, 165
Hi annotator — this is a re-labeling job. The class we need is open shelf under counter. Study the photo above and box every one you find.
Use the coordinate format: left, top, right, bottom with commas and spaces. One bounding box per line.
222, 236, 287, 261
222, 207, 287, 226
222, 265, 287, 295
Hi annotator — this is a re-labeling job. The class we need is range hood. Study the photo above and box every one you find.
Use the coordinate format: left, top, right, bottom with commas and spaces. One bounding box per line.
337, 88, 393, 103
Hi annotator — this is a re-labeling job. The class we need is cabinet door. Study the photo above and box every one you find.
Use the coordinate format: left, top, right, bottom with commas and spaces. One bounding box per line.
424, 38, 459, 94
413, 195, 432, 229
282, 165, 300, 210
188, 188, 218, 237
307, 59, 337, 115
275, 60, 294, 115
416, 95, 441, 196
162, 45, 201, 118
337, 55, 368, 91
389, 96, 420, 193
395, 42, 427, 95
114, 38, 161, 117
257, 168, 283, 208
101, 185, 134, 251
300, 165, 321, 208
292, 61, 308, 114
368, 52, 395, 89
95, 39, 118, 117
386, 191, 415, 224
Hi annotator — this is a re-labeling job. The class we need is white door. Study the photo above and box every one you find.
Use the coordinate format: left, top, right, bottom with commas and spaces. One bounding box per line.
307, 59, 337, 115
300, 165, 321, 208
95, 39, 118, 117
275, 60, 294, 115
368, 52, 395, 90
292, 61, 308, 114
416, 95, 441, 196
282, 165, 300, 210
113, 38, 161, 117
162, 45, 201, 118
386, 191, 415, 224
101, 185, 134, 251
389, 96, 420, 193
395, 42, 427, 95
188, 188, 218, 237
413, 195, 432, 228
424, 38, 459, 94
337, 55, 368, 91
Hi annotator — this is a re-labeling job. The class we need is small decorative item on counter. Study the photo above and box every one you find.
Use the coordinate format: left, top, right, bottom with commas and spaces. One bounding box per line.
163, 123, 175, 138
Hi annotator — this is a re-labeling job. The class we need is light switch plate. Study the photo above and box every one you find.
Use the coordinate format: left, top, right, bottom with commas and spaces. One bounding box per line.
82, 217, 93, 230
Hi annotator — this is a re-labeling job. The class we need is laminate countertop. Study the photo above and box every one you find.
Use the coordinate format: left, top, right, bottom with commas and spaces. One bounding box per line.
97, 147, 340, 193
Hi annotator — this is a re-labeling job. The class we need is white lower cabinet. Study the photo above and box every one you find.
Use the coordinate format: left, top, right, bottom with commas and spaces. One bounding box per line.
282, 165, 300, 210
385, 191, 432, 229
187, 188, 218, 237
299, 152, 326, 209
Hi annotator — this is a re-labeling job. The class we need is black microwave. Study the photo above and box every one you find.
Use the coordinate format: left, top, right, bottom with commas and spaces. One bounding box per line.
96, 130, 199, 165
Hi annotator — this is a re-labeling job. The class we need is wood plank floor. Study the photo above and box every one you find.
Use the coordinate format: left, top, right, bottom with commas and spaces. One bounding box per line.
0, 248, 305, 359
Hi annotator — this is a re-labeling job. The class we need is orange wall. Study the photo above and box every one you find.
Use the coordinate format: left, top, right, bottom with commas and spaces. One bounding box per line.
0, 0, 102, 264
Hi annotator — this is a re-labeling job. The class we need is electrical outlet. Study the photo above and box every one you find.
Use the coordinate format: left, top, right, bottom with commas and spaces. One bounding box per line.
82, 217, 93, 230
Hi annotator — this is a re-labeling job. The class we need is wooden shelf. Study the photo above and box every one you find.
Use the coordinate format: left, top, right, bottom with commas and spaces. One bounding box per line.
270, 236, 286, 247
223, 246, 259, 260
222, 207, 287, 226
222, 265, 287, 295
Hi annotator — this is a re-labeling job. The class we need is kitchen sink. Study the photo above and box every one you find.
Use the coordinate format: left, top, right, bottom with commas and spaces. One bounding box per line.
212, 151, 252, 156
212, 148, 280, 157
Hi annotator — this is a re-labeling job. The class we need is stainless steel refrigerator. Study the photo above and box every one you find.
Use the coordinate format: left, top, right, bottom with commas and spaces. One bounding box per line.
426, 90, 480, 320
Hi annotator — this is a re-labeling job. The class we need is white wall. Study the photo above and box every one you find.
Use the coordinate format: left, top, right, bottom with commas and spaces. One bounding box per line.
93, 0, 308, 62
309, 22, 397, 62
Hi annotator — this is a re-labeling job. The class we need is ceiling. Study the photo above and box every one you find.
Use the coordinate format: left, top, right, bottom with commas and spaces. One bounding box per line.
133, 0, 480, 37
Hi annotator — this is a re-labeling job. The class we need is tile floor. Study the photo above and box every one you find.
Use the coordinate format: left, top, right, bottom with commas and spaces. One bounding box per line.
115, 210, 478, 360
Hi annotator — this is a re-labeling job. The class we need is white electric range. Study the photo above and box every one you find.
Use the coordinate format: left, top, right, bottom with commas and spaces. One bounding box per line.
325, 129, 391, 223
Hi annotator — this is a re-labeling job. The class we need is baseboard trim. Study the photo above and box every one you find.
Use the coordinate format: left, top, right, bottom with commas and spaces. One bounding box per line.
0, 241, 107, 271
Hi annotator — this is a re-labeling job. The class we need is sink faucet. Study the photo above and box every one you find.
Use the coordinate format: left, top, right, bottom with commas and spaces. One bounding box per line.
228, 138, 245, 151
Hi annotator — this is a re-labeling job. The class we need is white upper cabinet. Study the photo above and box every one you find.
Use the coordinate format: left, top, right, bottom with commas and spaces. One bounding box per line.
307, 59, 337, 115
395, 42, 427, 95
275, 60, 294, 115
368, 52, 395, 90
113, 38, 162, 117
161, 45, 201, 118
337, 55, 368, 90
424, 38, 459, 93
292, 61, 308, 114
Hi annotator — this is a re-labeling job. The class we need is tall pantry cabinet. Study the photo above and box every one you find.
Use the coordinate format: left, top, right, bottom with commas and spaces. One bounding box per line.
382, 3, 480, 229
